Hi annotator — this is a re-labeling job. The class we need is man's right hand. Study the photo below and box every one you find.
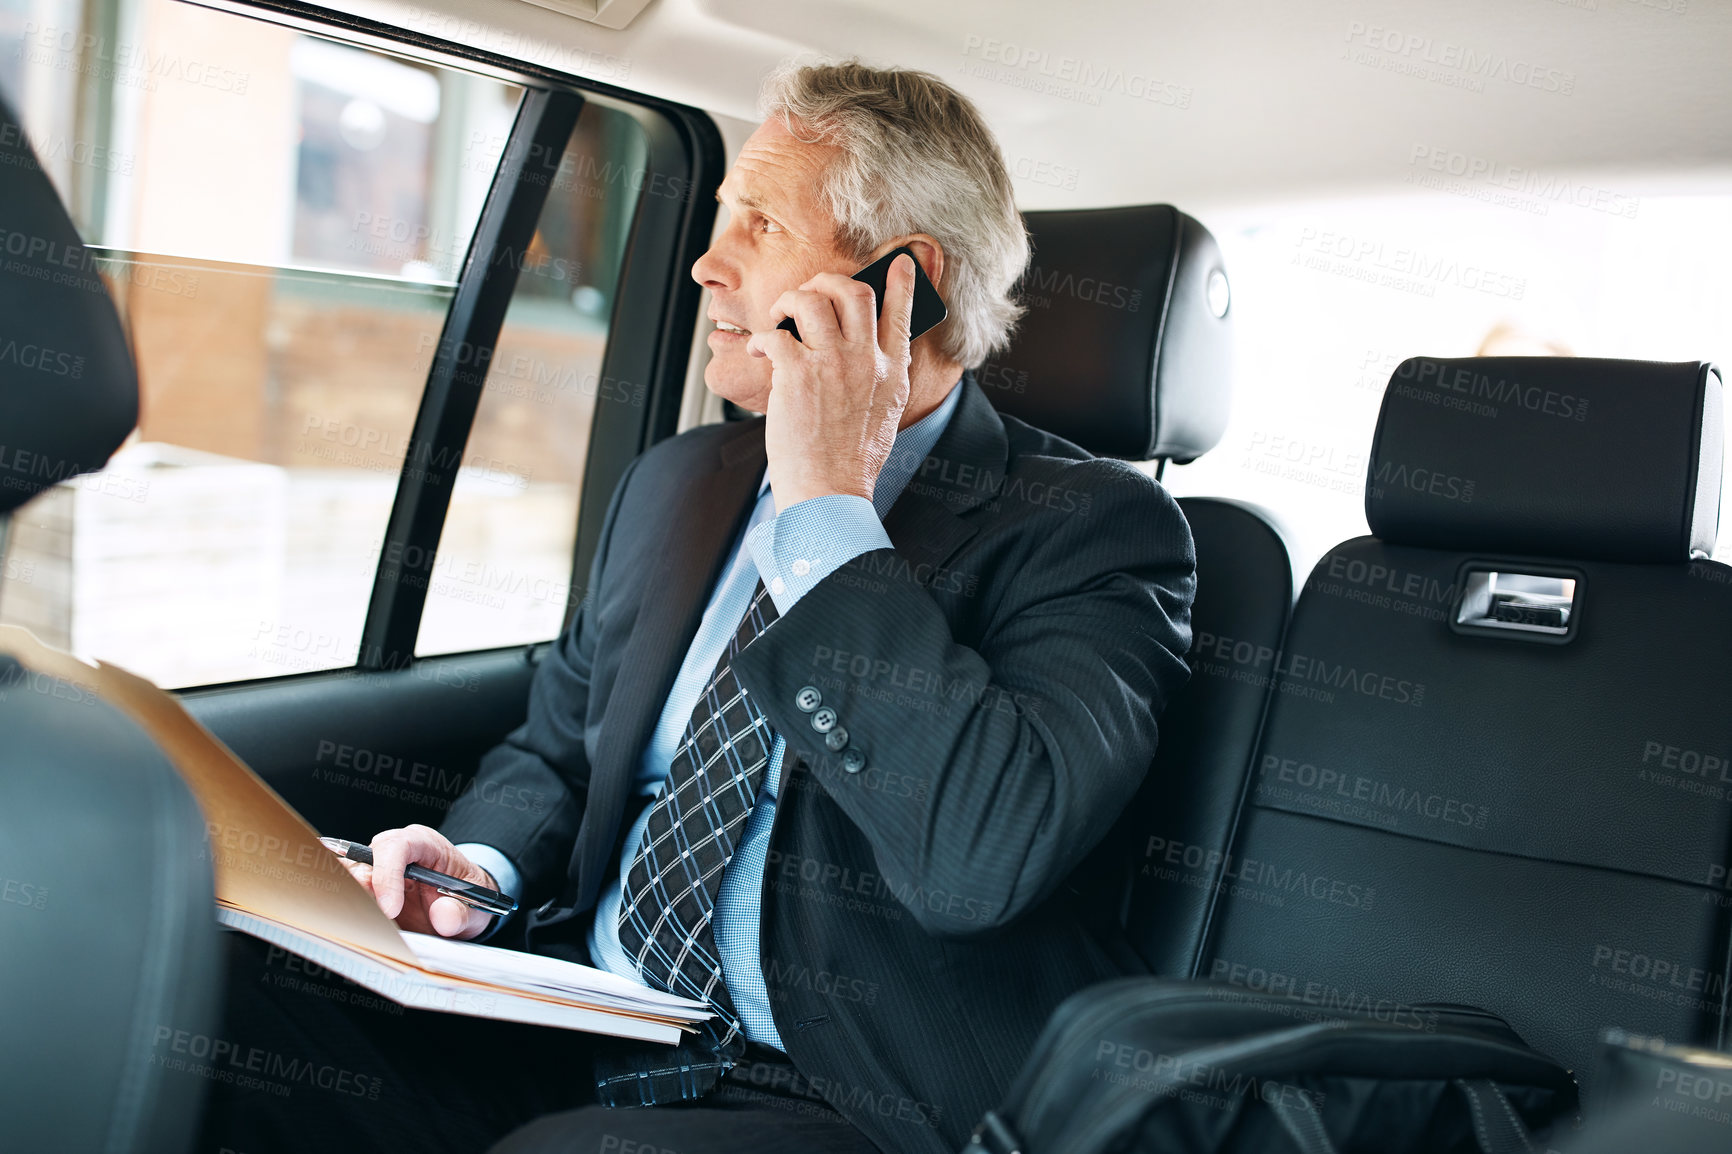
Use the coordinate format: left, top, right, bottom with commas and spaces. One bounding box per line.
335, 824, 498, 940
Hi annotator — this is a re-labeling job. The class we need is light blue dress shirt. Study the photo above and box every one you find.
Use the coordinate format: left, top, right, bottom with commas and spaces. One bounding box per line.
460, 379, 960, 1050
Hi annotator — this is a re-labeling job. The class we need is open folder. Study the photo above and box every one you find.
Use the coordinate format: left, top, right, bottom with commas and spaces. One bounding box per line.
0, 626, 709, 1045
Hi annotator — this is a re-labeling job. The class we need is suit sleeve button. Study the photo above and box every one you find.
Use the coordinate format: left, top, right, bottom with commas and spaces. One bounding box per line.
824, 726, 849, 752
811, 706, 837, 733
796, 686, 822, 712
841, 749, 867, 774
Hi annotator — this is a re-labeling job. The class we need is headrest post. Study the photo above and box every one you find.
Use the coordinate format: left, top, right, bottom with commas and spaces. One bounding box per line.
0, 511, 12, 618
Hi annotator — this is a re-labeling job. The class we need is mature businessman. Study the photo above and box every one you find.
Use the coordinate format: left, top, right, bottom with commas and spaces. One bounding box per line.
197, 60, 1194, 1154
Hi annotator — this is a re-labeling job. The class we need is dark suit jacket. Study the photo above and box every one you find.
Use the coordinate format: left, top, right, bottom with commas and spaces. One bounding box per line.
442, 372, 1195, 1153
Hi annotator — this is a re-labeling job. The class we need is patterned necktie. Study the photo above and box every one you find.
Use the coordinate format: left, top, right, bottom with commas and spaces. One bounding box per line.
597, 579, 780, 1105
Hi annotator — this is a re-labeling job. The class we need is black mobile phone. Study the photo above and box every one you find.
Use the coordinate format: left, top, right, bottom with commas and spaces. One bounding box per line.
776, 245, 947, 343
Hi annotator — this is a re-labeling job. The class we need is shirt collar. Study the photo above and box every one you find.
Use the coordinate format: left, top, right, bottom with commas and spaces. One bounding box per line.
755, 376, 964, 519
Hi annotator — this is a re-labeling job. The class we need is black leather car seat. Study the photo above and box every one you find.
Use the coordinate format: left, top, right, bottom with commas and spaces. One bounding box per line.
0, 91, 222, 1152
982, 205, 1298, 976
1192, 356, 1729, 1103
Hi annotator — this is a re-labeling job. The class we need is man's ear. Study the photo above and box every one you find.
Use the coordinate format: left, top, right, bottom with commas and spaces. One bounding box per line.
894, 236, 945, 290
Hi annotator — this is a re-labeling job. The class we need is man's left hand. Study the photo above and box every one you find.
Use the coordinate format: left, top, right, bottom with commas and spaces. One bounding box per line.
746, 252, 918, 510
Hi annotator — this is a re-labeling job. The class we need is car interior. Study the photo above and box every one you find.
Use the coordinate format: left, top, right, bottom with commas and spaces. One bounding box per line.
2, 1, 1730, 1151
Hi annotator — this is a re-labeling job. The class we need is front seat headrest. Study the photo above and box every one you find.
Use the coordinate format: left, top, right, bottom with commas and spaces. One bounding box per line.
1367, 356, 1723, 563
0, 92, 139, 514
979, 204, 1232, 462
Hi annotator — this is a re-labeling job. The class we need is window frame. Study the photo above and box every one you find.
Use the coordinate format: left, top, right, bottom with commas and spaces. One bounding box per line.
150, 0, 723, 686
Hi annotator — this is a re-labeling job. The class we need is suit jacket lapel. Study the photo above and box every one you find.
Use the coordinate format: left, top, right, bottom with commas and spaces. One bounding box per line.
882, 371, 1009, 574
571, 418, 767, 910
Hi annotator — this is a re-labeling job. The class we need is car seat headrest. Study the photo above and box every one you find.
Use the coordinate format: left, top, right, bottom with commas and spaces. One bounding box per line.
979, 204, 1233, 462
1367, 356, 1722, 562
0, 92, 139, 515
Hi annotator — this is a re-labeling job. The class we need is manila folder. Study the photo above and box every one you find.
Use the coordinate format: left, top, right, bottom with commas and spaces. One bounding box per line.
0, 625, 707, 1044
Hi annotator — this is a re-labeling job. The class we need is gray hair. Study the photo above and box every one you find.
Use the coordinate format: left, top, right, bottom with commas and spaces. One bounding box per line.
758, 60, 1029, 369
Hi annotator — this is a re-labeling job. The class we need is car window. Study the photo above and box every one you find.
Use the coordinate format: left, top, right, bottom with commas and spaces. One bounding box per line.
1158, 192, 1732, 573
413, 101, 650, 658
0, 0, 523, 689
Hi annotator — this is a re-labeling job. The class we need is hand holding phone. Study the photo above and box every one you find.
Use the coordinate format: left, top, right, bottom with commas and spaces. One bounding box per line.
750, 246, 938, 512
776, 245, 947, 343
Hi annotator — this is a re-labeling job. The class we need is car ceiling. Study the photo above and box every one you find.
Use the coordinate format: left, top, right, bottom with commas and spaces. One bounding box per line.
340, 0, 1732, 213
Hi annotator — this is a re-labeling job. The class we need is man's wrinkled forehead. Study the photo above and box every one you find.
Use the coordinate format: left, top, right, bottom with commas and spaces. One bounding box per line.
716, 118, 841, 233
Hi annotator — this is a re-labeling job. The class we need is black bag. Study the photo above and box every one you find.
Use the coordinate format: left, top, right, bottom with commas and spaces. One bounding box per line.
964, 979, 1580, 1154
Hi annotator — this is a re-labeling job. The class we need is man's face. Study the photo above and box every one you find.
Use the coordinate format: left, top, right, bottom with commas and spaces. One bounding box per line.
691, 118, 860, 412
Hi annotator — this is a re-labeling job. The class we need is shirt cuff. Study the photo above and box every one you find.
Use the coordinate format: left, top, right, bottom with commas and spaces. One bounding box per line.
746, 494, 891, 615
453, 842, 522, 943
